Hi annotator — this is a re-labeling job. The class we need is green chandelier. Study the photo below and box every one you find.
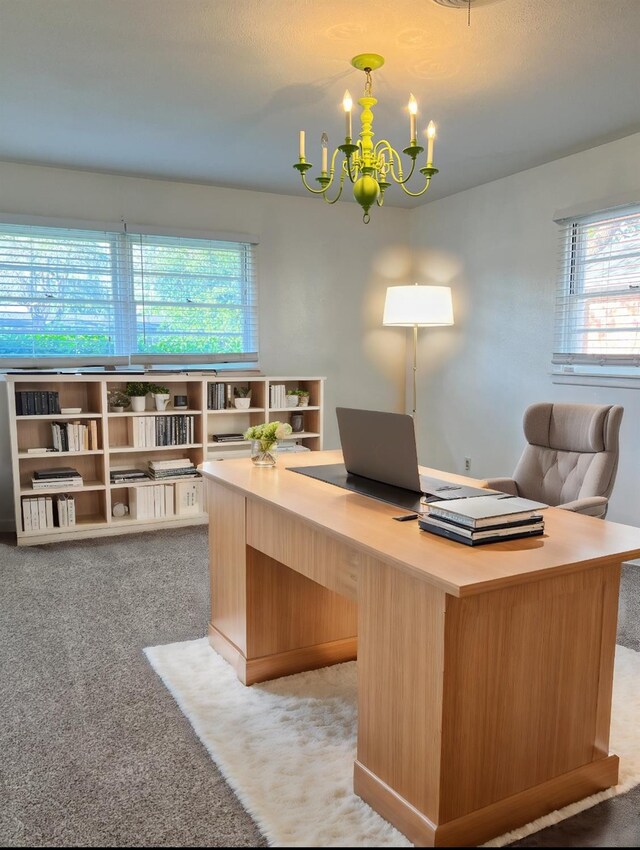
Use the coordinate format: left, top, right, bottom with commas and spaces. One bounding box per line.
294, 54, 438, 224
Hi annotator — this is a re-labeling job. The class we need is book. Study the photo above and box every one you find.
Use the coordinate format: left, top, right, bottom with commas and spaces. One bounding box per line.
175, 479, 202, 515
425, 495, 548, 529
419, 518, 545, 546
32, 478, 83, 490
33, 467, 82, 479
148, 458, 194, 469
66, 496, 76, 526
422, 512, 544, 536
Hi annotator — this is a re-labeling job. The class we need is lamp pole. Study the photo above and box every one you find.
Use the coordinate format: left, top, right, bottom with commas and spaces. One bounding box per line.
412, 323, 418, 419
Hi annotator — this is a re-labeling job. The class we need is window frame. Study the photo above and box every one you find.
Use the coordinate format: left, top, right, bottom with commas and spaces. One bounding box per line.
0, 216, 259, 369
552, 203, 640, 381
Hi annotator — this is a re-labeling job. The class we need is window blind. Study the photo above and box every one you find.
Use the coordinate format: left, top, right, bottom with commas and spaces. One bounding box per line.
553, 205, 640, 367
127, 233, 257, 364
0, 222, 258, 365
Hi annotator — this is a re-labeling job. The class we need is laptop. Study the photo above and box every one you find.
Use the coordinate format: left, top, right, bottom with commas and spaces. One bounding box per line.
289, 408, 500, 513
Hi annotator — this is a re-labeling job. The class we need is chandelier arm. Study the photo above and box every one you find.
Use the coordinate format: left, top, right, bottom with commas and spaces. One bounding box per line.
342, 157, 359, 185
388, 156, 417, 186
300, 172, 333, 195
322, 174, 346, 205
379, 145, 406, 183
397, 176, 434, 198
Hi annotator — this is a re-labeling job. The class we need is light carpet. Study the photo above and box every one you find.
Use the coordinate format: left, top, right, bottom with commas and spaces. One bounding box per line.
144, 639, 640, 848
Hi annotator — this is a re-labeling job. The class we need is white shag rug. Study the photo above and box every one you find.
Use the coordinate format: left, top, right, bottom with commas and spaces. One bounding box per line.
144, 639, 640, 847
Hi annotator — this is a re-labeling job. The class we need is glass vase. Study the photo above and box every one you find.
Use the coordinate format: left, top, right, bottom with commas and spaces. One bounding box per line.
251, 439, 278, 467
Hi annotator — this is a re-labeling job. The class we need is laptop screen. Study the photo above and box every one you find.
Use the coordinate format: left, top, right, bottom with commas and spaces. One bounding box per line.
335, 408, 422, 493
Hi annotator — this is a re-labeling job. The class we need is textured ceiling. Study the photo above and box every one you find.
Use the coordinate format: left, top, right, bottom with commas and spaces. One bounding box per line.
0, 0, 639, 207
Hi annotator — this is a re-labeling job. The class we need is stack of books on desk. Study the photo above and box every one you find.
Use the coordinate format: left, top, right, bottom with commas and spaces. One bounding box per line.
419, 496, 546, 546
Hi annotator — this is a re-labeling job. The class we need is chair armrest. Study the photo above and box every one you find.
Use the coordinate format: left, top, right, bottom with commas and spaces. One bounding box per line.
483, 477, 519, 496
556, 496, 609, 518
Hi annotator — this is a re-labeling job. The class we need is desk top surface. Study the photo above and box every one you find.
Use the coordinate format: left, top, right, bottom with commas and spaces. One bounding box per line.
201, 450, 640, 596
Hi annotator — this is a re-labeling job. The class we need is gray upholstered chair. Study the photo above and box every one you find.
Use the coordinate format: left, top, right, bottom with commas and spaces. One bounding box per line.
485, 402, 623, 519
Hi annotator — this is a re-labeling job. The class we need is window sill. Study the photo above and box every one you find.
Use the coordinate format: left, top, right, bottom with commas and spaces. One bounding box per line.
550, 371, 640, 390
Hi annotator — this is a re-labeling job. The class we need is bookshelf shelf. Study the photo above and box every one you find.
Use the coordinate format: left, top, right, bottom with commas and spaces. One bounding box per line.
5, 372, 324, 545
108, 409, 202, 417
18, 450, 104, 459
17, 412, 100, 420
110, 443, 203, 453
206, 407, 265, 414
20, 480, 106, 496
108, 477, 201, 488
208, 440, 249, 448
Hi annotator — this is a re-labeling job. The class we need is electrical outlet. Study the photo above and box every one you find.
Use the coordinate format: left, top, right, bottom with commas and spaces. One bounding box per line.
464, 457, 471, 472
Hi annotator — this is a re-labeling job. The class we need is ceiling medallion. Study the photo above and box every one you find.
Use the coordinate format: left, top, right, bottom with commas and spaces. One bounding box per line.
294, 54, 438, 224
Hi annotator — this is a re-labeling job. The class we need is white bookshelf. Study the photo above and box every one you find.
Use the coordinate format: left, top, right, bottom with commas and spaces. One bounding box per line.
4, 373, 325, 545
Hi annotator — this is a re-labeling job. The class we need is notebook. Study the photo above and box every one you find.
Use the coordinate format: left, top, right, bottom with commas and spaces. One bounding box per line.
288, 408, 501, 513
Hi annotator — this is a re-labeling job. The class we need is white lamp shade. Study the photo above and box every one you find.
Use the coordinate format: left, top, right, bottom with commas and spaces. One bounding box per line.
382, 285, 454, 327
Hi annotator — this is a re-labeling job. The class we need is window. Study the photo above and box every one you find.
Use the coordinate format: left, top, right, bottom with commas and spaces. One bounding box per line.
0, 221, 258, 366
553, 205, 640, 373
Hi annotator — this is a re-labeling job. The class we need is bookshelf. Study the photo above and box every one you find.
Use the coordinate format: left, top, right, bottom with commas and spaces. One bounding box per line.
4, 373, 325, 545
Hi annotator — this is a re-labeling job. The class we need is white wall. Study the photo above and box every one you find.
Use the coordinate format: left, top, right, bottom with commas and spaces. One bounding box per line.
410, 132, 640, 526
0, 161, 411, 528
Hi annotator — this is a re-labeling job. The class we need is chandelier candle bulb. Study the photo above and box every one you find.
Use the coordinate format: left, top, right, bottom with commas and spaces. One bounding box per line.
299, 130, 305, 160
427, 120, 436, 164
409, 94, 418, 142
321, 132, 328, 172
343, 90, 353, 139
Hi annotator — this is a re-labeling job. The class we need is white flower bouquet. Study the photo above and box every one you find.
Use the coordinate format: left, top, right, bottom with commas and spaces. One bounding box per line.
244, 421, 292, 464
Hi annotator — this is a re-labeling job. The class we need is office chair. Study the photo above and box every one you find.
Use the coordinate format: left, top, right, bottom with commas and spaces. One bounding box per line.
485, 402, 623, 519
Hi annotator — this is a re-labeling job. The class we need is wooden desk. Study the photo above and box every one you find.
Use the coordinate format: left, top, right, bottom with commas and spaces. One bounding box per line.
201, 450, 640, 847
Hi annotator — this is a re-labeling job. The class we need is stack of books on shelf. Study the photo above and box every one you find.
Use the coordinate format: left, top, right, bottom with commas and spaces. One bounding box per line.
22, 492, 77, 531
269, 384, 287, 408
147, 458, 200, 480
15, 390, 61, 415
211, 432, 246, 443
110, 468, 150, 485
51, 419, 99, 452
31, 467, 83, 490
277, 439, 310, 453
127, 414, 195, 447
418, 496, 546, 546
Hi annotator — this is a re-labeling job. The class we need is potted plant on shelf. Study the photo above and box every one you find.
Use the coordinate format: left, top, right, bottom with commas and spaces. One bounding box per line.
149, 383, 171, 411
286, 389, 299, 408
233, 385, 252, 410
107, 388, 130, 413
125, 381, 149, 412
296, 389, 310, 407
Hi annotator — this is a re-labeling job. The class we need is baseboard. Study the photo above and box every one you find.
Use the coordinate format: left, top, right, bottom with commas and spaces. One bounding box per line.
209, 623, 357, 686
354, 754, 619, 847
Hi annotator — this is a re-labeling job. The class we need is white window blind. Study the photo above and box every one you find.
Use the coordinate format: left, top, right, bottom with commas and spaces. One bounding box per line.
0, 222, 258, 365
553, 205, 640, 368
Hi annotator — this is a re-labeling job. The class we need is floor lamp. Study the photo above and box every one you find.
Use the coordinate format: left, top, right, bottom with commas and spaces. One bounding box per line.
382, 284, 454, 417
